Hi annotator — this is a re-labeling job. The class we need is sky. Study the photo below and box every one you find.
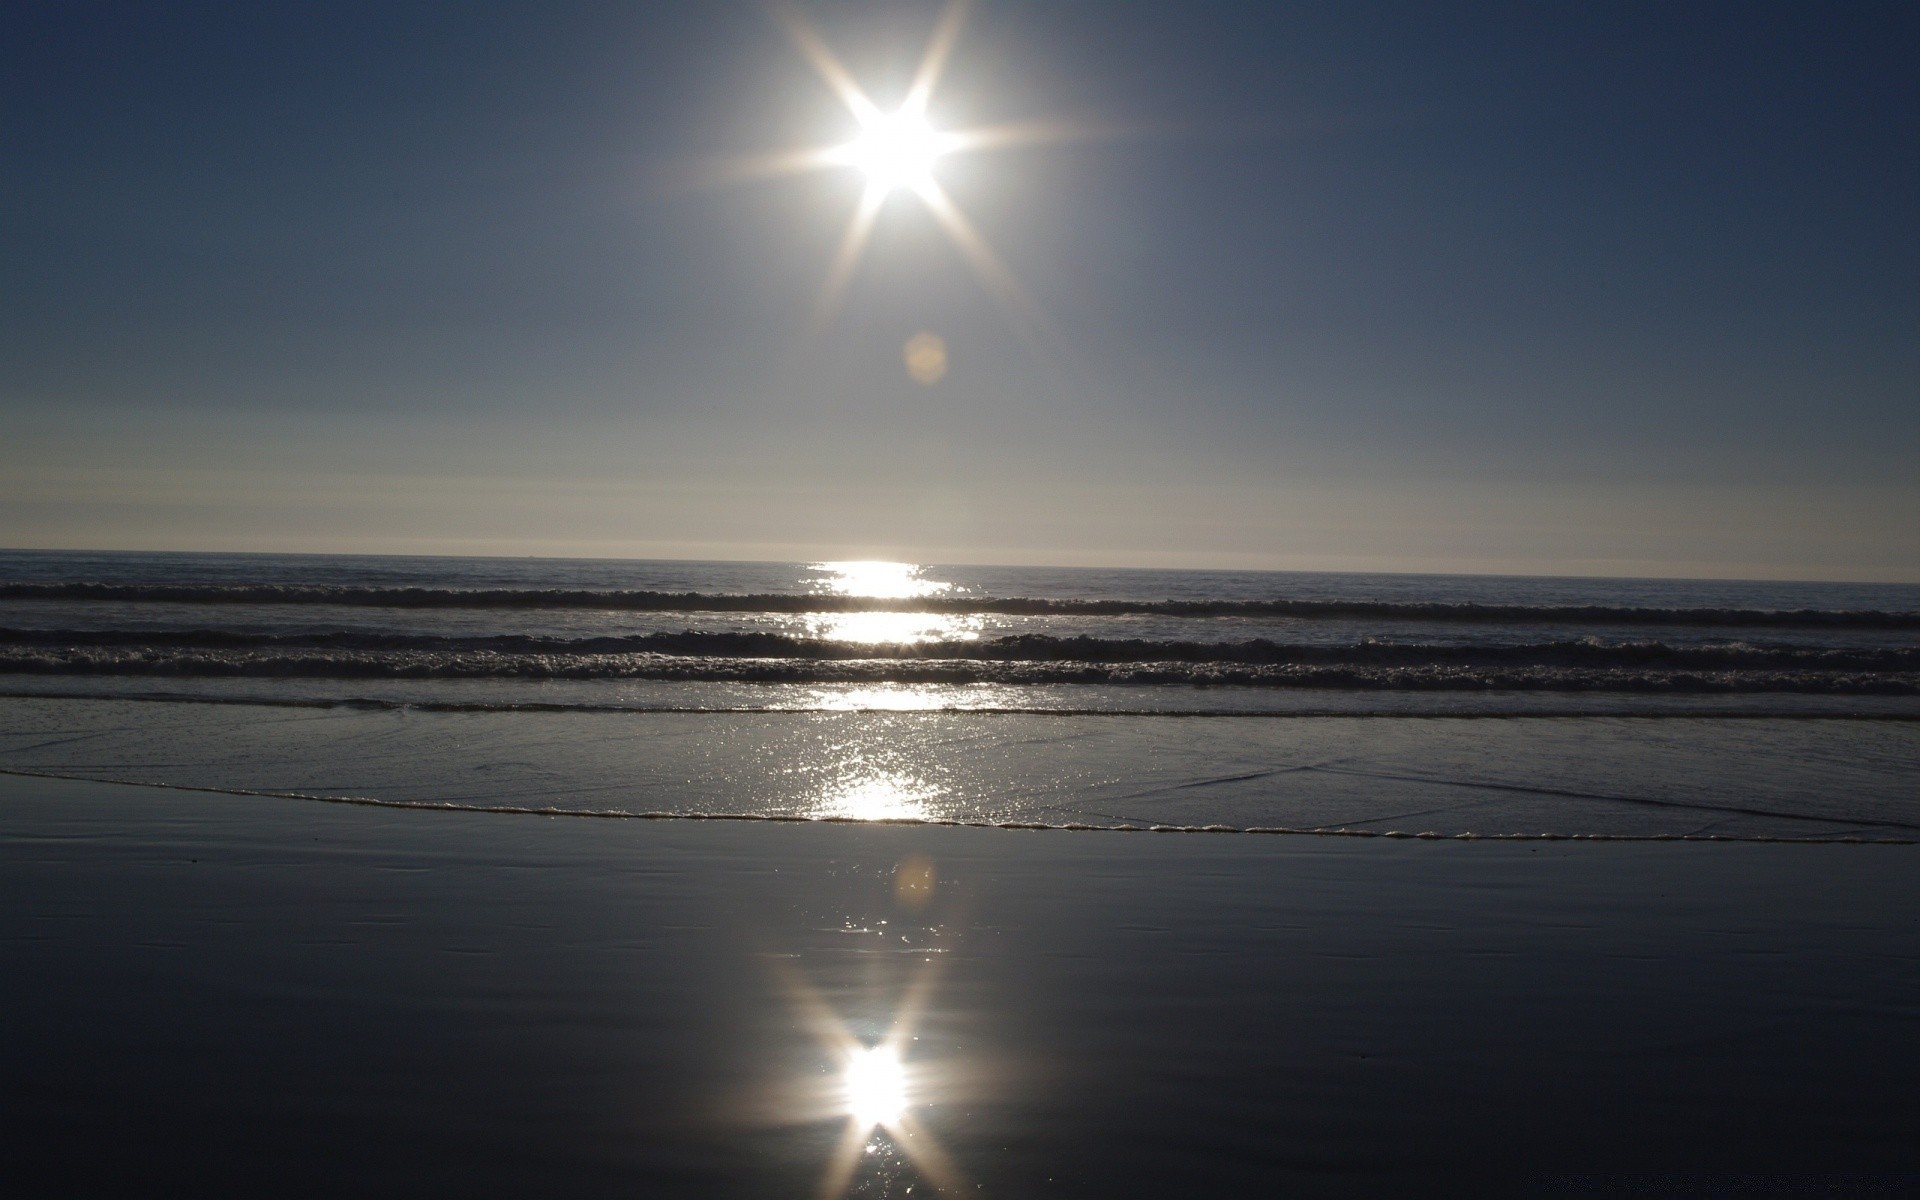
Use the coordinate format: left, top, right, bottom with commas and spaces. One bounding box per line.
3, 0, 1915, 580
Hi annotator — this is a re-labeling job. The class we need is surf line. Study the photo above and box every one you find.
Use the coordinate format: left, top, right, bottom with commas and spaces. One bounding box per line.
0, 767, 1911, 845
2, 690, 1918, 721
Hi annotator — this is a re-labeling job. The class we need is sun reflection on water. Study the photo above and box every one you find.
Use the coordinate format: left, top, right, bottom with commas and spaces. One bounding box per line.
813, 768, 939, 822
808, 560, 954, 600
801, 562, 978, 647
809, 683, 1029, 713
811, 686, 952, 712
803, 610, 981, 645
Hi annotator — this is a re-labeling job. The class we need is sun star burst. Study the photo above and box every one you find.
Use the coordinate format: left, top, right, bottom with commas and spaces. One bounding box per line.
772, 953, 967, 1199
732, 0, 1061, 336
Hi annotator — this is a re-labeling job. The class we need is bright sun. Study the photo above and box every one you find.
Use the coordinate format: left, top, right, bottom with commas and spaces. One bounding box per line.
739, 0, 1064, 333
843, 1043, 908, 1128
841, 109, 948, 195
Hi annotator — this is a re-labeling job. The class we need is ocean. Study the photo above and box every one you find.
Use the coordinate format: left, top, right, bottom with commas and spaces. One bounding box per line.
4, 550, 1918, 1193
1, 549, 1915, 841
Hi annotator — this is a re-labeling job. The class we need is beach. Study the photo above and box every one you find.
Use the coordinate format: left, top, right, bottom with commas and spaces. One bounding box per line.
9, 0, 1917, 1191
3, 551, 1916, 1193
5, 770, 1914, 1196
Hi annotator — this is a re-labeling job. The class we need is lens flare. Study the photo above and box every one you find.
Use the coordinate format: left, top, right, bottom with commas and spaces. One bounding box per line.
903, 331, 948, 384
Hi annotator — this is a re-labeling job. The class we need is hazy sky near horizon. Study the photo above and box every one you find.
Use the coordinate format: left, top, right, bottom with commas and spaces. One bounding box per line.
3, 1, 1915, 579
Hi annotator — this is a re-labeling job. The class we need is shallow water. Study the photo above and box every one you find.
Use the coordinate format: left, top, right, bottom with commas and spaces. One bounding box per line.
1, 698, 1913, 841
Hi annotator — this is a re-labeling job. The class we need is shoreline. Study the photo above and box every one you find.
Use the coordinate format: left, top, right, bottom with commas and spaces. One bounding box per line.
5, 696, 1914, 842
4, 772, 1914, 1194
3, 765, 1915, 845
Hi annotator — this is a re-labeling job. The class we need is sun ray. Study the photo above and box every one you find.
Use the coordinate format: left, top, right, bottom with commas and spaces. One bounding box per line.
903, 0, 971, 117
943, 116, 1116, 155
813, 1120, 873, 1200
887, 950, 946, 1046
774, 4, 881, 126
913, 178, 1050, 338
770, 949, 972, 1198
669, 144, 845, 193
884, 1112, 968, 1196
811, 182, 888, 333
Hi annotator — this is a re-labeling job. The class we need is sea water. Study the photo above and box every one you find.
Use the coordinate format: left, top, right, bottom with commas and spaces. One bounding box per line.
1, 549, 1914, 840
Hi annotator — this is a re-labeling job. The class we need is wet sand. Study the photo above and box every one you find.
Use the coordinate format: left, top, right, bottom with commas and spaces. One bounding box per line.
2, 773, 1914, 1196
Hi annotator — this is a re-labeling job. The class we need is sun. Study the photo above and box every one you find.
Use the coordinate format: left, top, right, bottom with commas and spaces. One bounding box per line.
717, 0, 1068, 336
839, 109, 949, 197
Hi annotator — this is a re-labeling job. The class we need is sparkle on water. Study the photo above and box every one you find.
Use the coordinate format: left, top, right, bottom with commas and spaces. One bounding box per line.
803, 610, 980, 645
813, 767, 939, 822
802, 562, 970, 645
810, 560, 953, 600
808, 684, 996, 712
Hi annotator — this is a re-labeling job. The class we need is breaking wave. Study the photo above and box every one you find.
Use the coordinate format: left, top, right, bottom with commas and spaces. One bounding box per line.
4, 583, 1916, 628
2, 626, 1916, 672
3, 644, 1914, 693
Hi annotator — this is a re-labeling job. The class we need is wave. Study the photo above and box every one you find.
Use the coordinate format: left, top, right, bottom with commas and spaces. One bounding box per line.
2, 627, 1915, 672
2, 646, 1914, 693
4, 688, 1915, 719
4, 583, 1916, 628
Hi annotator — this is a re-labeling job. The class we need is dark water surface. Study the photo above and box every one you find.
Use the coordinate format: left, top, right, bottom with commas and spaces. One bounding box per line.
4, 775, 1914, 1196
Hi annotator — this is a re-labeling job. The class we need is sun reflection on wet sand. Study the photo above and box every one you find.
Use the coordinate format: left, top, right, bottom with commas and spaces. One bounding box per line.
768, 875, 969, 1200
842, 1043, 907, 1128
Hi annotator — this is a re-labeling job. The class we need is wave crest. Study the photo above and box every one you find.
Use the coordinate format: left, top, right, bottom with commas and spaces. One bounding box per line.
3, 646, 1914, 694
4, 583, 1915, 628
1, 627, 1914, 671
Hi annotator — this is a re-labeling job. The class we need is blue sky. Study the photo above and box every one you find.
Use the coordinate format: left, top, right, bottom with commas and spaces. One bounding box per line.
3, 1, 1915, 578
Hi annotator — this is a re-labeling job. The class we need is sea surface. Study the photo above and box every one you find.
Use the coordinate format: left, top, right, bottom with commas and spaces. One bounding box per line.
1, 549, 1915, 841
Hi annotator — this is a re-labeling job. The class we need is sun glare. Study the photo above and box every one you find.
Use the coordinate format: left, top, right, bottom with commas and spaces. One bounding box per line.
779, 929, 966, 1194
844, 1044, 908, 1128
814, 767, 938, 821
731, 0, 1068, 337
840, 109, 949, 196
812, 560, 952, 599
